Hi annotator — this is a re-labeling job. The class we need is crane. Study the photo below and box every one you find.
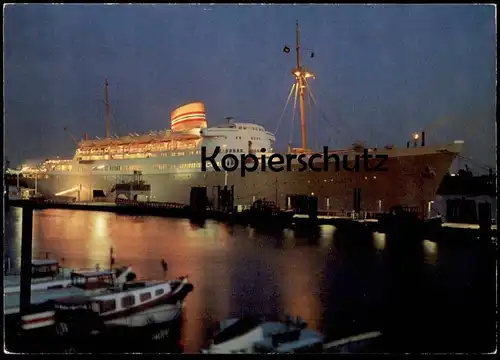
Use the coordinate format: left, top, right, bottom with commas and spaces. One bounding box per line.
63, 127, 79, 146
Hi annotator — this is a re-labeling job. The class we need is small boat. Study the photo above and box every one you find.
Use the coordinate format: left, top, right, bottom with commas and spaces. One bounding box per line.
51, 275, 194, 341
4, 266, 136, 353
5, 248, 122, 295
200, 315, 325, 354
4, 259, 75, 295
4, 266, 135, 318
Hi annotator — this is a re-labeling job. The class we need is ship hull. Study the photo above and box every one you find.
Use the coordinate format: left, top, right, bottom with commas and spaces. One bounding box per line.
27, 146, 459, 217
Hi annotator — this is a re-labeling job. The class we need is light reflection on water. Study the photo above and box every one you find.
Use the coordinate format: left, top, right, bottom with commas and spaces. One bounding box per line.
423, 240, 438, 265
4, 208, 336, 351
4, 207, 494, 353
373, 232, 386, 251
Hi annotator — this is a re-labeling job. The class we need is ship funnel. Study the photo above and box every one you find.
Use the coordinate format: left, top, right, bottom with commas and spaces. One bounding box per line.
171, 102, 208, 131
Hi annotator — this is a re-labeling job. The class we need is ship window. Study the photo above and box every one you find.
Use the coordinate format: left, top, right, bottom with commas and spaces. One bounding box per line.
121, 295, 135, 308
99, 299, 116, 313
140, 292, 152, 302
155, 288, 164, 296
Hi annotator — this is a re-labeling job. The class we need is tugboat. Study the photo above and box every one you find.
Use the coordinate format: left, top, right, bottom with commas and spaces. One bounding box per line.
201, 315, 325, 354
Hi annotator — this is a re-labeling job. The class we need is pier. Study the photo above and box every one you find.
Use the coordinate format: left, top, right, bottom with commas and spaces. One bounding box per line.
6, 198, 497, 240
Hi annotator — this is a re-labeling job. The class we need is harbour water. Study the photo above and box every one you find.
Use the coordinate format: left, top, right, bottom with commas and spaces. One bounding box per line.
4, 206, 496, 353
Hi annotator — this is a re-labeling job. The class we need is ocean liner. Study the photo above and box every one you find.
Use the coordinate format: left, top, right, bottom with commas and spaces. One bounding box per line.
16, 22, 463, 217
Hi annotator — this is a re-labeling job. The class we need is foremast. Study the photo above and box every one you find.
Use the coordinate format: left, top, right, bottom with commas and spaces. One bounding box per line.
292, 20, 314, 152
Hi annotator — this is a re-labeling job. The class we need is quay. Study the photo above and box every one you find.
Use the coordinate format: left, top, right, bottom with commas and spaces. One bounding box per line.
6, 198, 497, 239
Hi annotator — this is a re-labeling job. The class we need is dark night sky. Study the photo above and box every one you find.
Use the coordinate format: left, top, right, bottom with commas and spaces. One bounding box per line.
4, 4, 496, 172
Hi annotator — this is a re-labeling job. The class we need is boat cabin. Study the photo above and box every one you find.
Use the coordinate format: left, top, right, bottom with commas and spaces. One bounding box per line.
70, 269, 116, 290
53, 280, 178, 316
31, 259, 60, 279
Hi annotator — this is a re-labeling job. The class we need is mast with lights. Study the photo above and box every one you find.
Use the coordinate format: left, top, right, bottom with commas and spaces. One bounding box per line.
291, 21, 315, 151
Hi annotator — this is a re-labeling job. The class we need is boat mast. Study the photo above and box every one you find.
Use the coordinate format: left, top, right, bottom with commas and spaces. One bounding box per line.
293, 20, 312, 151
105, 78, 110, 139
